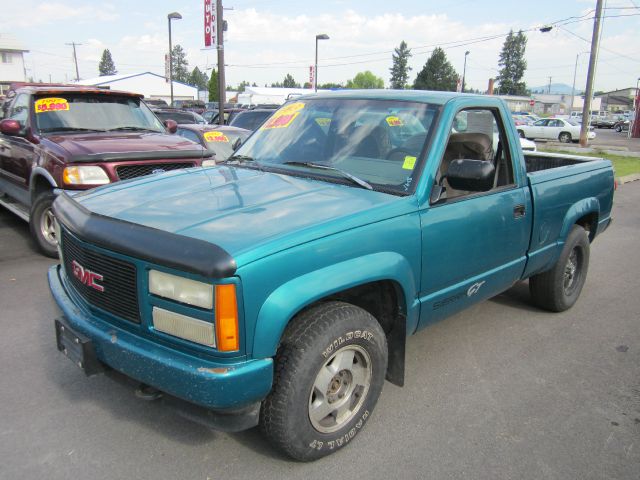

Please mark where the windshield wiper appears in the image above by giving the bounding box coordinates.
[106,126,160,132]
[220,154,255,164]
[283,161,373,190]
[40,127,106,133]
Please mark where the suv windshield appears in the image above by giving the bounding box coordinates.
[233,98,439,194]
[34,94,165,133]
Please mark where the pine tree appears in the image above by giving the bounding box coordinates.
[345,71,384,89]
[496,30,528,96]
[282,73,300,88]
[98,49,117,76]
[208,68,219,101]
[188,67,208,90]
[413,47,458,91]
[389,41,412,89]
[171,45,189,83]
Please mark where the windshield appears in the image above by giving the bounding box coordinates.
[230,110,275,131]
[155,110,205,125]
[203,129,250,160]
[233,98,439,194]
[34,94,165,133]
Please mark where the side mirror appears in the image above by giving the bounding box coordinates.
[446,159,495,192]
[232,137,243,151]
[164,119,178,134]
[0,119,22,136]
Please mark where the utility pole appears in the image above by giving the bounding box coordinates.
[217,0,226,125]
[547,76,552,94]
[65,42,82,81]
[580,0,603,147]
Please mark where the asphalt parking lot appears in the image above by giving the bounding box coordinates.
[1,184,639,480]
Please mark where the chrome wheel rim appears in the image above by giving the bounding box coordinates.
[40,208,57,246]
[308,345,372,434]
[563,248,580,295]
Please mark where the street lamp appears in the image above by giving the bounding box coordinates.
[570,51,590,115]
[461,51,470,93]
[314,34,329,92]
[167,11,182,107]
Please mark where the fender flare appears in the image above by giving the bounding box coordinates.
[251,251,418,359]
[29,167,57,201]
[559,197,599,244]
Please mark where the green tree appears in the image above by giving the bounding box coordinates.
[389,41,412,89]
[188,66,208,91]
[345,71,384,89]
[496,30,528,96]
[282,73,300,88]
[413,47,458,91]
[236,80,250,93]
[171,44,189,83]
[208,68,219,101]
[98,49,117,76]
[318,82,343,89]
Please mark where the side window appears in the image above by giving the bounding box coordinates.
[177,128,202,144]
[9,93,30,127]
[436,108,515,202]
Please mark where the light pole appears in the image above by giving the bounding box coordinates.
[570,51,589,114]
[167,12,182,107]
[314,34,329,92]
[632,77,640,139]
[461,51,469,93]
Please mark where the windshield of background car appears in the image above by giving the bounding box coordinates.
[155,111,204,125]
[203,129,250,160]
[33,94,165,133]
[233,98,439,194]
[230,110,275,131]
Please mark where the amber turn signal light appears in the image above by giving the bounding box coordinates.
[215,284,239,351]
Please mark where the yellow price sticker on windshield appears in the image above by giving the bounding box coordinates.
[35,97,69,113]
[204,131,229,143]
[386,116,403,127]
[315,117,331,127]
[402,156,417,170]
[262,102,305,130]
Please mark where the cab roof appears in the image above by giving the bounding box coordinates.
[296,89,484,106]
[9,83,143,98]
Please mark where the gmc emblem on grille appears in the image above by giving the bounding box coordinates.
[71,260,105,292]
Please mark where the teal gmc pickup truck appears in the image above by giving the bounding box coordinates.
[48,91,614,461]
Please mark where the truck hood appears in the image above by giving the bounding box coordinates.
[44,132,205,160]
[75,166,408,265]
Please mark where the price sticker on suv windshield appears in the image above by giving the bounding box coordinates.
[262,102,305,130]
[35,98,69,113]
[386,116,403,127]
[204,131,229,143]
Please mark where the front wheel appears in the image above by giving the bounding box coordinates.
[558,132,572,143]
[615,125,622,132]
[260,301,388,461]
[518,130,525,138]
[29,191,58,258]
[529,225,590,312]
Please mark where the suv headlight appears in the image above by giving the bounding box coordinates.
[149,270,213,309]
[63,166,110,185]
[202,159,217,167]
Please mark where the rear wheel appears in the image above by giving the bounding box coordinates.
[529,225,590,312]
[558,132,572,143]
[29,191,58,258]
[518,130,525,138]
[260,301,388,461]
[615,125,622,132]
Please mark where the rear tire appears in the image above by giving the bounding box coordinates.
[30,191,58,258]
[529,225,590,312]
[260,301,388,461]
[615,125,622,132]
[518,130,525,138]
[558,132,572,143]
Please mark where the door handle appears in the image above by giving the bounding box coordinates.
[513,204,526,218]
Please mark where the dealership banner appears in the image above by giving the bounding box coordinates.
[204,0,217,48]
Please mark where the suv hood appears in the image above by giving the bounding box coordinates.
[74,166,409,265]
[45,131,206,160]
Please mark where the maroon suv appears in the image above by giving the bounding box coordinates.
[0,84,213,257]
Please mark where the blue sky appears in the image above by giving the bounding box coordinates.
[1,0,639,92]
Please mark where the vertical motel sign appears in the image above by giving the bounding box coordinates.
[204,0,217,48]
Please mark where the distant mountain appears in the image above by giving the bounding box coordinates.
[529,83,580,95]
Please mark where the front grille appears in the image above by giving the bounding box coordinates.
[61,230,140,323]
[116,162,195,181]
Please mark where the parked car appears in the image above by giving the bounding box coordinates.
[48,91,613,461]
[209,107,247,125]
[613,119,630,132]
[153,108,206,125]
[144,98,169,108]
[517,118,595,143]
[228,108,277,131]
[172,99,206,114]
[592,115,617,129]
[0,84,213,256]
[175,124,251,161]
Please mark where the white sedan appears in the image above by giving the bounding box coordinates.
[517,118,596,143]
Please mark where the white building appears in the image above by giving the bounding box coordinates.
[75,72,198,104]
[0,33,28,96]
[237,86,317,106]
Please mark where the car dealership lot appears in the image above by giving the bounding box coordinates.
[1,185,639,479]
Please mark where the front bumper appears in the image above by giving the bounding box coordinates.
[48,264,273,412]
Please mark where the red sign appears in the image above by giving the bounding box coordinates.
[309,66,315,86]
[204,0,217,48]
[529,99,535,106]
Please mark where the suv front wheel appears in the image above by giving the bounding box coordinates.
[30,191,58,258]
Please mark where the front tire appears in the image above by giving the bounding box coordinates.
[518,130,525,138]
[529,225,590,312]
[558,132,572,143]
[260,301,388,461]
[30,191,58,258]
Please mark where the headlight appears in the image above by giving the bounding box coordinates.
[149,270,213,309]
[63,166,110,185]
[202,159,217,167]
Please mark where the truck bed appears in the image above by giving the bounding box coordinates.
[523,151,598,173]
